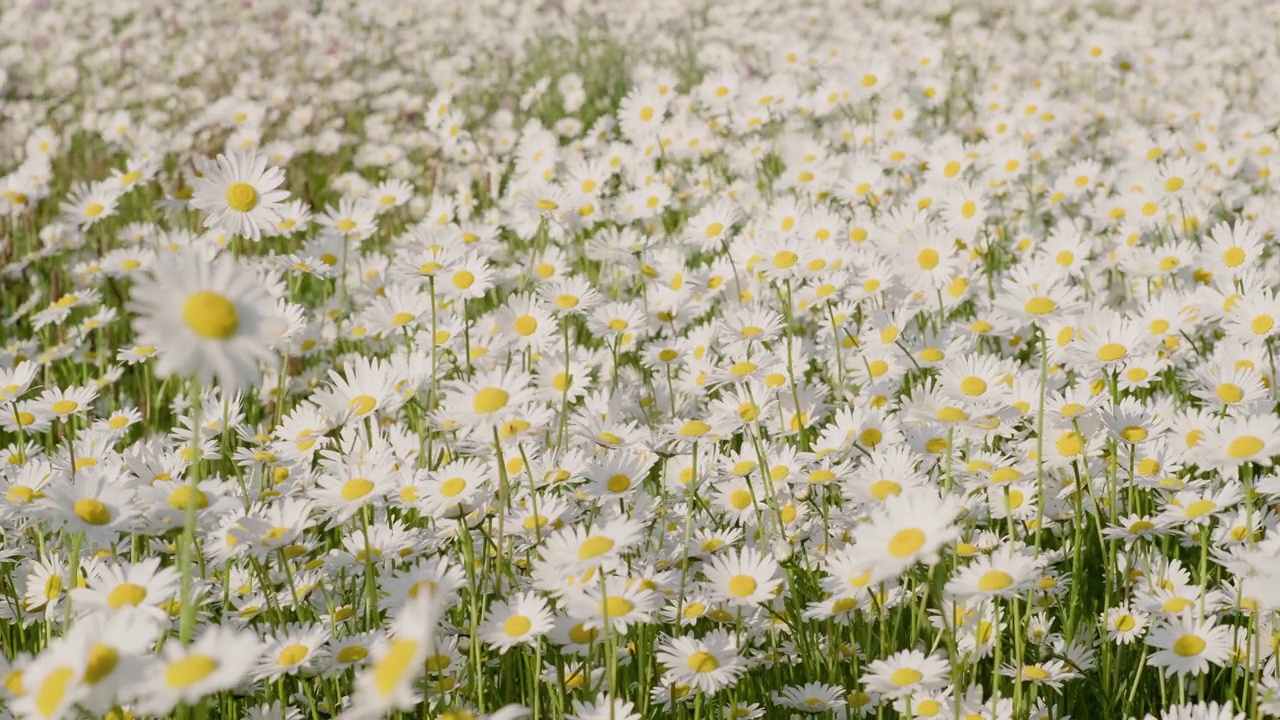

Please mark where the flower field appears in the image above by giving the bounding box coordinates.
[4,0,1280,718]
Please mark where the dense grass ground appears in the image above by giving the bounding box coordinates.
[3,0,1280,719]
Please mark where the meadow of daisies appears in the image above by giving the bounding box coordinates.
[5,0,1280,718]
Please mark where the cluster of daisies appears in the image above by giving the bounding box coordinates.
[5,0,1280,718]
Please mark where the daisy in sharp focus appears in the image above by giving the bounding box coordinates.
[442,367,539,431]
[1145,611,1233,677]
[1104,605,1150,645]
[130,251,285,390]
[944,546,1040,599]
[700,546,783,608]
[862,650,950,699]
[654,629,745,695]
[70,556,179,625]
[253,625,332,681]
[480,591,555,653]
[39,467,138,544]
[538,517,645,575]
[191,150,289,241]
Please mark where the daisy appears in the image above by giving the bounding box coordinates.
[496,294,558,350]
[538,276,602,316]
[862,650,950,699]
[1103,605,1150,645]
[567,697,643,720]
[17,554,70,620]
[324,632,380,672]
[480,592,554,653]
[418,457,491,518]
[253,625,332,681]
[856,489,963,582]
[0,360,39,403]
[439,253,495,301]
[315,355,405,428]
[8,637,89,720]
[539,517,645,574]
[654,629,745,695]
[944,547,1040,599]
[370,179,414,211]
[342,595,441,720]
[562,576,659,632]
[1146,611,1233,677]
[66,613,160,713]
[130,625,261,715]
[701,547,783,607]
[774,682,847,713]
[442,367,538,431]
[319,198,378,241]
[130,251,284,390]
[61,181,122,229]
[36,385,98,423]
[190,150,289,241]
[70,556,179,625]
[39,467,137,543]
[1001,659,1079,690]
[1201,414,1280,469]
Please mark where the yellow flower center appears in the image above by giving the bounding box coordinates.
[50,400,78,415]
[1173,635,1206,657]
[340,478,375,501]
[728,575,757,597]
[225,182,258,212]
[977,570,1013,591]
[514,316,538,336]
[473,387,509,413]
[688,651,719,673]
[1120,426,1147,443]
[1217,383,1243,402]
[1024,297,1056,315]
[1021,665,1049,680]
[74,498,112,525]
[601,597,633,616]
[917,248,940,270]
[578,535,615,560]
[960,377,987,396]
[279,644,309,666]
[107,582,147,609]
[169,486,209,511]
[888,528,925,558]
[1228,435,1264,459]
[85,645,119,685]
[890,668,922,686]
[36,667,75,717]
[166,655,219,688]
[503,615,532,637]
[373,639,418,695]
[182,291,239,339]
[336,646,368,663]
[680,420,711,437]
[1096,343,1127,362]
